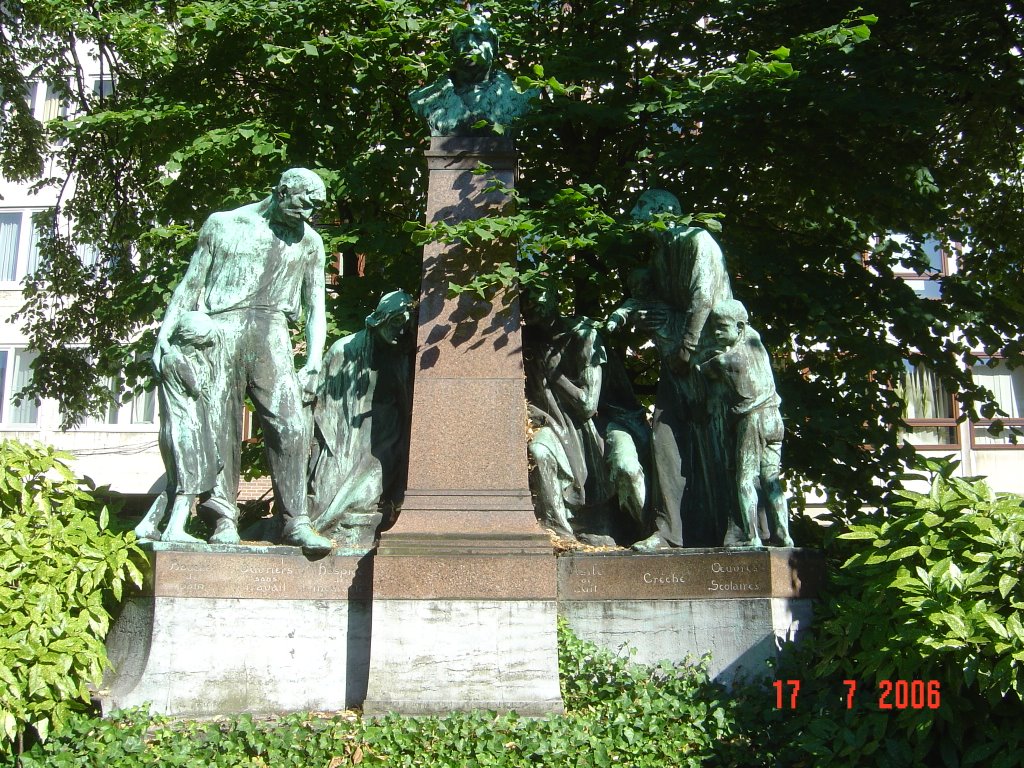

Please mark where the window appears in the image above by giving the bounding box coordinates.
[24,80,39,115]
[92,77,114,100]
[971,361,1024,449]
[0,212,22,282]
[24,220,41,275]
[131,387,157,424]
[0,210,43,283]
[41,82,68,122]
[83,376,122,426]
[0,348,40,426]
[892,235,948,300]
[897,361,959,447]
[81,374,157,428]
[77,242,100,269]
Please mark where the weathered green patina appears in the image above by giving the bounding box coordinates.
[606,190,794,550]
[698,299,793,547]
[135,311,220,544]
[309,290,415,550]
[606,189,735,551]
[151,168,333,554]
[409,15,537,136]
[524,289,607,541]
[524,289,648,545]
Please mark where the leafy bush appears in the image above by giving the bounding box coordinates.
[773,456,1024,767]
[14,709,365,768]
[554,618,752,766]
[12,621,757,768]
[0,440,144,757]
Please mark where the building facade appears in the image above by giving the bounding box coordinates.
[894,239,1023,493]
[1,70,165,498]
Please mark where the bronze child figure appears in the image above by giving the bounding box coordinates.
[135,311,220,543]
[698,299,794,548]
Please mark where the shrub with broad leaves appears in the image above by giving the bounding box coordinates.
[775,456,1024,767]
[0,440,144,758]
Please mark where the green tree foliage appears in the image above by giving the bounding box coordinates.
[0,441,144,758]
[2,1,1022,512]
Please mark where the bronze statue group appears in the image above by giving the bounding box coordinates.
[135,169,415,555]
[135,15,793,554]
[525,189,793,551]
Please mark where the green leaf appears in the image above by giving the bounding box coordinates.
[887,545,920,561]
[33,716,48,742]
[1007,613,1024,643]
[1,712,15,741]
[999,574,1018,599]
[979,612,1009,639]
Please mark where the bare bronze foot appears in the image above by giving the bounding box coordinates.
[133,522,162,542]
[209,520,241,545]
[631,532,669,552]
[162,529,203,544]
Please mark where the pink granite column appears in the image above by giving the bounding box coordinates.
[381,136,549,551]
[363,137,561,715]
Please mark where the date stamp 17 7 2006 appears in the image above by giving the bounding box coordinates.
[773,679,942,711]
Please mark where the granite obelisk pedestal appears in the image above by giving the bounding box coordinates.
[362,137,562,715]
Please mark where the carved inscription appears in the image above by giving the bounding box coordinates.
[314,561,360,596]
[707,560,762,593]
[166,557,215,595]
[642,571,687,585]
[558,552,779,600]
[241,558,295,595]
[569,563,603,596]
[154,552,370,600]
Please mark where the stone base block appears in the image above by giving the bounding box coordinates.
[363,543,563,715]
[101,544,824,716]
[99,544,373,716]
[557,548,821,684]
[102,596,371,715]
[362,598,563,715]
[561,597,813,684]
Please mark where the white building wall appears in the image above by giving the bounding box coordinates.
[1,52,164,495]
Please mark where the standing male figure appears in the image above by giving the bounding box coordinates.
[152,168,333,553]
[608,189,733,550]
